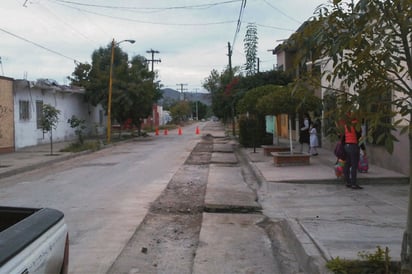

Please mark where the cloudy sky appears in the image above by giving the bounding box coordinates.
[1,0,326,92]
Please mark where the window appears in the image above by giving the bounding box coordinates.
[19,100,30,120]
[36,100,43,129]
[369,90,393,146]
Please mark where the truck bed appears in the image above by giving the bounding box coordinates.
[0,207,65,268]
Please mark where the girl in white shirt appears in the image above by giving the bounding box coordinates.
[309,123,319,156]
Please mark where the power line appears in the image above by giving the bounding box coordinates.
[53,2,237,26]
[0,27,79,63]
[254,23,295,32]
[262,0,301,25]
[231,0,246,52]
[52,0,241,12]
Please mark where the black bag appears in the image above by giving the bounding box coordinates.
[334,136,346,160]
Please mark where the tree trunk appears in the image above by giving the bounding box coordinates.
[401,121,412,273]
[49,131,54,156]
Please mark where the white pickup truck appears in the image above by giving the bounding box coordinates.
[0,207,69,274]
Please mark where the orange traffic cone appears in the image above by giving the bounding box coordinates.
[195,126,200,135]
[178,127,182,135]
[164,128,168,135]
[155,128,159,136]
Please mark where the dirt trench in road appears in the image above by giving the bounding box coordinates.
[107,135,213,274]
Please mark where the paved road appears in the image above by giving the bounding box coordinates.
[0,123,202,273]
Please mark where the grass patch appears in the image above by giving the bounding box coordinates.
[60,140,101,153]
[326,246,400,274]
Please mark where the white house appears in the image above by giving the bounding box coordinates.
[13,79,105,149]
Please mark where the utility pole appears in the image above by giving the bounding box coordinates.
[227,42,233,77]
[257,57,260,73]
[194,88,199,120]
[176,83,188,101]
[146,49,161,72]
[227,42,235,136]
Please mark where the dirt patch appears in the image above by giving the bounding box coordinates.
[107,139,212,274]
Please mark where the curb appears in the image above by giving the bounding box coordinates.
[0,150,91,180]
[240,147,332,273]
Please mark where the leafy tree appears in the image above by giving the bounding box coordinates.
[191,101,208,120]
[170,101,191,124]
[68,115,86,145]
[202,67,241,123]
[243,23,258,76]
[307,0,412,271]
[40,104,60,155]
[237,70,292,91]
[112,55,162,135]
[69,42,161,136]
[237,85,281,147]
[256,84,322,151]
[237,85,281,115]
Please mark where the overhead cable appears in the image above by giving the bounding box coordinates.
[51,0,241,12]
[262,0,301,24]
[53,1,237,26]
[0,27,79,63]
[231,0,246,51]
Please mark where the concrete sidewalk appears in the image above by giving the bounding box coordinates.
[245,144,409,272]
[0,141,79,180]
[199,122,410,273]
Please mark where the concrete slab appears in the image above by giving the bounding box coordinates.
[213,143,234,153]
[258,182,408,261]
[200,123,226,138]
[210,152,238,164]
[246,147,409,184]
[193,213,280,274]
[205,165,261,211]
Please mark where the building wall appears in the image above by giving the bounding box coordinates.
[13,79,104,150]
[319,58,410,175]
[0,76,15,153]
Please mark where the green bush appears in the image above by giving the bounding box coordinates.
[326,246,400,274]
[238,116,270,147]
[61,140,101,153]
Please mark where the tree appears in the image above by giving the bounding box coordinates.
[112,55,162,135]
[243,23,258,76]
[202,67,241,122]
[68,115,86,145]
[69,42,161,136]
[40,104,60,155]
[170,101,191,124]
[237,85,284,147]
[309,0,412,271]
[257,84,322,152]
[191,101,208,120]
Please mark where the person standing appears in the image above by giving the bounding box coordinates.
[299,113,311,153]
[343,118,363,189]
[309,123,319,156]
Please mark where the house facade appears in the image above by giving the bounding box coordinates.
[272,31,410,175]
[4,78,105,151]
[318,58,410,175]
[0,76,15,153]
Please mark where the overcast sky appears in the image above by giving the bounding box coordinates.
[1,0,327,92]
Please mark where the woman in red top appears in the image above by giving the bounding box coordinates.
[343,119,363,189]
